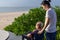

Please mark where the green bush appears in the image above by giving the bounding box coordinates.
[4,7,45,35]
[4,7,60,39]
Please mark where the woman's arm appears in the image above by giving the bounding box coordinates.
[38,17,50,34]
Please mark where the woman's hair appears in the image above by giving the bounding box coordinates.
[41,0,51,7]
[36,21,43,27]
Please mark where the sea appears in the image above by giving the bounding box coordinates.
[0,7,38,12]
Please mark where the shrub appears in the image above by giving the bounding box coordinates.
[4,7,45,35]
[4,7,60,39]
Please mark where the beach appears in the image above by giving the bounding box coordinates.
[0,11,28,30]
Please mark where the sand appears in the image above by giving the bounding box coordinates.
[0,11,28,30]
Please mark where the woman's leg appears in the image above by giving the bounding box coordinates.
[34,32,44,40]
[22,35,33,40]
[46,32,56,40]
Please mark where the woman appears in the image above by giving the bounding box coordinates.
[22,21,44,40]
[38,0,57,40]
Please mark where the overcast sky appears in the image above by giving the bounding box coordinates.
[0,0,60,7]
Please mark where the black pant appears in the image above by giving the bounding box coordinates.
[46,32,56,40]
[22,35,34,40]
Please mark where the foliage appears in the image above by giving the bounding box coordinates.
[4,7,60,39]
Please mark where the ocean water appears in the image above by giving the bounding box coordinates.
[0,7,36,12]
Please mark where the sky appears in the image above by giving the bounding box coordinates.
[0,0,60,7]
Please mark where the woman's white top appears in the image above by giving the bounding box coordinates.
[45,8,57,33]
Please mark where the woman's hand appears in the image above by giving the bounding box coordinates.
[38,30,43,34]
[27,33,32,38]
[33,29,36,32]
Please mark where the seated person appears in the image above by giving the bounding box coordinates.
[22,21,44,40]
